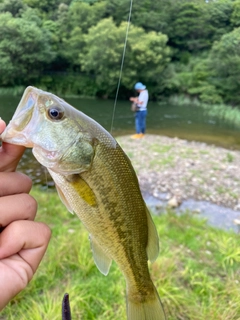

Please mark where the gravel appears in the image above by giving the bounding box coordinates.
[117,134,240,211]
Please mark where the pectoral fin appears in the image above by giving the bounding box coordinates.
[89,235,112,276]
[146,207,159,263]
[69,175,97,207]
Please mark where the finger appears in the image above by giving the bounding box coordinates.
[0,193,37,227]
[0,220,51,273]
[0,142,25,172]
[0,119,6,133]
[0,172,32,197]
[0,221,51,311]
[0,119,25,171]
[0,256,26,311]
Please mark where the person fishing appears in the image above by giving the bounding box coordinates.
[0,118,51,311]
[129,82,149,139]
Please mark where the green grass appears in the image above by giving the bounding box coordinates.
[150,155,175,168]
[150,145,173,154]
[0,86,25,96]
[225,153,234,163]
[148,144,175,168]
[168,94,240,128]
[1,187,240,320]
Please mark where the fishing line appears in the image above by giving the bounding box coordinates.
[110,0,134,134]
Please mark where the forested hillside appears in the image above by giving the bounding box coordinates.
[0,0,240,104]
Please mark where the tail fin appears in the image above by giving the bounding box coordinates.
[127,285,166,320]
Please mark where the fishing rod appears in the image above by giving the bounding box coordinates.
[110,0,134,134]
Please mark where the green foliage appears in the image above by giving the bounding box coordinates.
[0,0,240,109]
[0,11,55,86]
[0,0,27,16]
[208,27,240,104]
[68,1,106,33]
[207,0,233,40]
[231,0,240,27]
[60,26,84,66]
[200,103,240,128]
[169,94,240,128]
[1,188,239,319]
[22,0,61,14]
[0,85,25,96]
[164,1,213,54]
[38,73,97,96]
[167,55,223,104]
[79,17,171,96]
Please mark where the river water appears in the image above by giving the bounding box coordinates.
[1,95,240,232]
[1,95,240,149]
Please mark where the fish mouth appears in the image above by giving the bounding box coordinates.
[1,130,33,147]
[1,87,37,147]
[32,145,61,169]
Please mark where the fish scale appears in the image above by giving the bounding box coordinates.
[1,86,166,320]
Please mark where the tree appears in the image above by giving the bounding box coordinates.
[207,0,233,40]
[0,0,27,17]
[0,12,55,86]
[68,1,107,33]
[164,1,213,56]
[231,0,240,27]
[104,0,234,60]
[79,18,171,96]
[22,0,61,14]
[171,55,222,104]
[208,27,240,104]
[105,0,169,33]
[61,26,84,68]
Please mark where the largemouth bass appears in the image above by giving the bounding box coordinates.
[1,87,166,320]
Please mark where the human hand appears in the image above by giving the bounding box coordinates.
[0,118,25,172]
[0,119,51,311]
[129,97,138,104]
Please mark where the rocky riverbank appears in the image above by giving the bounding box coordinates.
[117,134,240,211]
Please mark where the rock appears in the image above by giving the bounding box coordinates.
[193,209,201,214]
[233,218,240,225]
[168,196,181,208]
[234,203,240,211]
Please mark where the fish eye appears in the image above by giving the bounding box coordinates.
[47,107,64,120]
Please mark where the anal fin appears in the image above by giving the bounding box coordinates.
[146,206,159,263]
[89,235,112,276]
